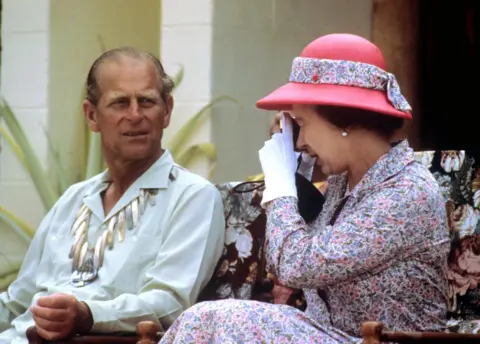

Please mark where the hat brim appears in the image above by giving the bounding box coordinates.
[256,82,412,120]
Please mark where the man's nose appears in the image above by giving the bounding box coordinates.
[127,101,142,122]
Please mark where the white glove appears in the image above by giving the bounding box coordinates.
[296,152,317,181]
[258,114,298,206]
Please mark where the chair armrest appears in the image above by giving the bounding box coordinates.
[361,321,480,344]
[251,278,274,303]
[26,321,163,344]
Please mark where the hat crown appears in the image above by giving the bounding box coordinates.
[300,33,386,70]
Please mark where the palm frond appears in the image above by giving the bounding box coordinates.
[85,132,104,179]
[0,206,34,242]
[43,126,70,194]
[245,173,265,182]
[172,65,184,93]
[0,125,26,168]
[0,269,19,292]
[175,142,217,179]
[167,95,238,157]
[0,99,59,209]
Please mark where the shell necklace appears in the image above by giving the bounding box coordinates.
[69,188,159,287]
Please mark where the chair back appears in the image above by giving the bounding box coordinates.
[414,150,480,332]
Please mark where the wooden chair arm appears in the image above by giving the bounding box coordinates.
[361,321,480,343]
[26,321,162,344]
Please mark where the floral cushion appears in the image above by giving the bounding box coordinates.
[197,181,266,301]
[197,181,307,309]
[447,319,480,334]
[414,150,480,332]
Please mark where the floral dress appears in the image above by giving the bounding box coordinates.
[160,140,451,344]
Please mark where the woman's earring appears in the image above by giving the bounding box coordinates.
[341,130,348,137]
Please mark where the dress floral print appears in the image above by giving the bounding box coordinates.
[160,140,450,344]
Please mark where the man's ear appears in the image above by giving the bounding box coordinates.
[162,95,174,129]
[83,100,100,132]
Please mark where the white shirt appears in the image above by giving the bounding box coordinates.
[0,150,225,343]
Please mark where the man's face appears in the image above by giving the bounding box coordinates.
[83,56,173,163]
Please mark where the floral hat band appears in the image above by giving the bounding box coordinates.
[289,57,412,112]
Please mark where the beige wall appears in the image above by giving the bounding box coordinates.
[0,0,373,273]
[161,0,373,183]
[210,0,373,182]
[160,0,214,178]
[48,0,161,185]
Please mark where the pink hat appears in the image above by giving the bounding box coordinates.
[256,33,412,120]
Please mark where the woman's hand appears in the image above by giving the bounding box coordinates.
[269,112,317,181]
[269,112,284,136]
[259,114,298,206]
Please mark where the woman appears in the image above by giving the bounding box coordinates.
[160,33,450,343]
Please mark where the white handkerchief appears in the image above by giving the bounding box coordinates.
[280,114,298,172]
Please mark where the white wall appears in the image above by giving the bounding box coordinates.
[160,0,214,178]
[0,0,51,276]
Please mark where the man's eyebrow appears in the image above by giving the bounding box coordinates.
[104,90,160,101]
[138,91,160,98]
[105,91,127,100]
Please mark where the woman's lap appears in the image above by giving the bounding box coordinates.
[160,299,359,344]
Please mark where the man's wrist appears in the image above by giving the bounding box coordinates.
[76,301,94,335]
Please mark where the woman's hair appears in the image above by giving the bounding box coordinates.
[314,105,404,138]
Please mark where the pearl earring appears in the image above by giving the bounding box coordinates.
[341,131,348,137]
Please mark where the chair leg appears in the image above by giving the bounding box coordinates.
[136,321,162,344]
[361,321,383,344]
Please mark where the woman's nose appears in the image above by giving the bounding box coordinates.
[296,130,307,151]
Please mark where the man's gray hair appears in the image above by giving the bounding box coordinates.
[85,47,175,105]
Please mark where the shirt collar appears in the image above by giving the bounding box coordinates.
[350,139,414,198]
[85,149,176,198]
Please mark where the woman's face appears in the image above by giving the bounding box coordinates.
[291,104,349,176]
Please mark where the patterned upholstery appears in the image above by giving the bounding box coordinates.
[197,180,306,309]
[413,150,480,334]
[200,149,480,334]
[197,181,267,302]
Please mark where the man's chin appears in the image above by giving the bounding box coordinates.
[120,148,158,162]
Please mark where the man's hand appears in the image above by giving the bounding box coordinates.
[30,293,93,341]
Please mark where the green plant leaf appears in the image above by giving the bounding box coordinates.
[85,132,104,179]
[245,173,265,182]
[0,99,59,210]
[77,87,91,181]
[43,126,70,194]
[0,125,26,168]
[97,34,107,53]
[79,35,106,181]
[0,269,19,292]
[175,142,216,165]
[167,95,238,157]
[175,143,217,178]
[0,206,34,242]
[172,65,184,92]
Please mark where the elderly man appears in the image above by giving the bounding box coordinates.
[0,47,225,343]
